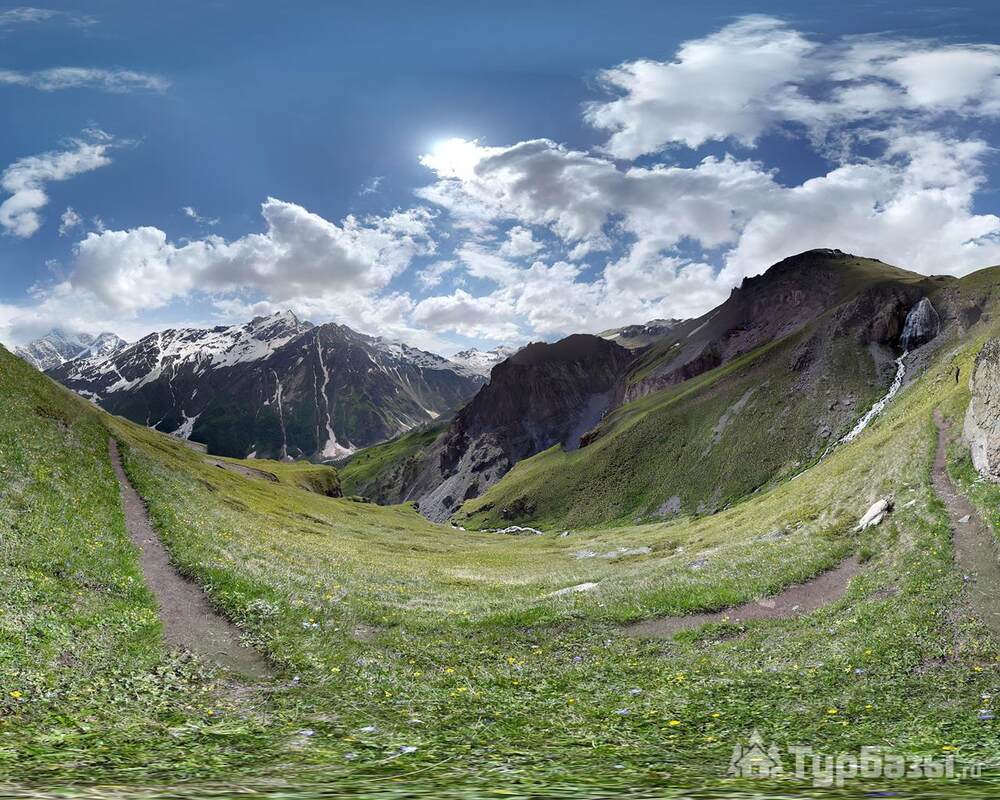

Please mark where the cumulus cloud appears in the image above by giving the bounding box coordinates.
[412,288,520,340]
[586,16,815,156]
[586,16,1000,158]
[0,67,169,93]
[15,16,1000,351]
[62,199,435,315]
[498,225,543,258]
[0,130,116,238]
[416,259,459,288]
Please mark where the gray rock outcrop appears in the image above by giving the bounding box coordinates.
[900,297,940,352]
[964,338,1000,480]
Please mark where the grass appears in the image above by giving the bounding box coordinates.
[337,423,444,500]
[2,308,1000,796]
[216,454,341,496]
[458,321,886,529]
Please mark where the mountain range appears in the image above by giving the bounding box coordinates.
[42,312,485,460]
[338,249,993,526]
[15,329,129,372]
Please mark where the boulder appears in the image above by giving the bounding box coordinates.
[964,338,1000,481]
[899,297,940,352]
[856,496,893,530]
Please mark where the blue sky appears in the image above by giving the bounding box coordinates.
[3,1,1000,353]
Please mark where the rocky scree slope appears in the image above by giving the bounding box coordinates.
[49,312,484,460]
[360,334,636,522]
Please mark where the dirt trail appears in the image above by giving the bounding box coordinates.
[108,439,273,678]
[932,411,1000,637]
[627,556,860,638]
[205,457,278,482]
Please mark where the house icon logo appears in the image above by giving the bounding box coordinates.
[728,729,784,778]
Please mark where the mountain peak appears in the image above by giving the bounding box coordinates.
[15,328,110,371]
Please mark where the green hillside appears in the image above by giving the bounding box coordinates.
[337,422,445,500]
[456,264,1000,530]
[3,299,1000,796]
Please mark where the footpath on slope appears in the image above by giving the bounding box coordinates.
[205,457,279,482]
[108,439,273,678]
[932,410,1000,637]
[626,556,860,638]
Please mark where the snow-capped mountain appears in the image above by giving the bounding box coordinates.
[15,329,128,371]
[49,311,484,461]
[448,346,518,377]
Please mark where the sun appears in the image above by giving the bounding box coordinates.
[420,137,485,179]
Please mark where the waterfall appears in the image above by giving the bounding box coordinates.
[838,352,908,445]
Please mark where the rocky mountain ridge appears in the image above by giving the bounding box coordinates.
[345,249,969,525]
[49,312,484,460]
[15,329,128,372]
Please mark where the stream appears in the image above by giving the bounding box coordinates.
[838,352,908,445]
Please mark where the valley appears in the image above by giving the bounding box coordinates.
[3,251,1000,797]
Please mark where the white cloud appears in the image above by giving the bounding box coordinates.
[0,7,95,29]
[359,176,384,195]
[0,67,169,93]
[585,16,1000,159]
[58,206,81,236]
[182,205,219,226]
[412,288,520,340]
[586,16,815,156]
[498,225,543,258]
[0,130,116,238]
[416,259,459,288]
[62,199,435,315]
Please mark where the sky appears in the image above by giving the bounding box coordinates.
[3,1,1000,354]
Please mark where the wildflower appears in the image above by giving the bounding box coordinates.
[710,712,721,718]
[9,691,21,699]
[826,708,838,715]
[668,719,681,726]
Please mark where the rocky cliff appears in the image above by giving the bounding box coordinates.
[400,335,635,521]
[900,297,940,352]
[965,337,1000,480]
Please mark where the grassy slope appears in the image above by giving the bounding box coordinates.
[337,423,443,500]
[218,454,341,496]
[457,265,998,531]
[458,319,881,530]
[0,347,276,781]
[4,279,1000,795]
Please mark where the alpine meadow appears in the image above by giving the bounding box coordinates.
[3,3,1000,799]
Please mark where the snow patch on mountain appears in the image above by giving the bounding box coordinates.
[15,329,128,372]
[448,346,517,377]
